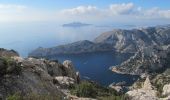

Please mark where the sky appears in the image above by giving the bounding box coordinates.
[0,0,170,24]
[0,0,170,56]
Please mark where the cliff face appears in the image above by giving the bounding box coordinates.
[0,49,79,99]
[29,25,170,58]
[111,45,170,75]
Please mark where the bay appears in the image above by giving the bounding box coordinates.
[49,51,139,86]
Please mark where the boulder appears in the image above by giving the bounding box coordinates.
[127,89,158,100]
[54,76,75,87]
[162,84,170,96]
[126,76,158,100]
[63,60,74,69]
[143,76,153,90]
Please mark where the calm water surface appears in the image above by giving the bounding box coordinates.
[50,51,139,86]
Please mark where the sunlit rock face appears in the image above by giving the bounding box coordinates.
[162,84,170,97]
[127,77,158,100]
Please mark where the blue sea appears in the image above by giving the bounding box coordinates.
[50,51,139,86]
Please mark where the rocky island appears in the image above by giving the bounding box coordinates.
[62,22,92,27]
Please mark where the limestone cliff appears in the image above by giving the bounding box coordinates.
[111,45,170,75]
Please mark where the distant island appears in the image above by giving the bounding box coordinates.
[62,22,92,27]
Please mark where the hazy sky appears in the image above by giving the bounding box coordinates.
[0,0,170,24]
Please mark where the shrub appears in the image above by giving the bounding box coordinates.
[7,93,63,100]
[7,93,21,100]
[71,81,97,98]
[70,81,126,99]
[0,57,22,75]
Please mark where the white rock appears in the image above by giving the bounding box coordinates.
[63,60,74,69]
[162,84,170,96]
[127,89,158,100]
[109,85,123,93]
[126,76,158,100]
[55,76,75,86]
[12,56,24,63]
[143,76,153,90]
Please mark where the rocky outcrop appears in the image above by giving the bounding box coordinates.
[0,48,19,57]
[143,76,153,90]
[127,77,158,100]
[162,84,170,97]
[0,49,80,99]
[111,45,170,75]
[54,76,75,87]
[109,81,127,93]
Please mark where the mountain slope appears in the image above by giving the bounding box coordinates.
[29,25,170,58]
[29,40,114,57]
[94,26,170,53]
[111,45,170,75]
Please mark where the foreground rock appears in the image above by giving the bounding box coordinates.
[162,84,170,97]
[0,49,80,99]
[127,77,158,100]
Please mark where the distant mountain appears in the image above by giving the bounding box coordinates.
[62,22,92,27]
[29,25,170,58]
[29,40,114,57]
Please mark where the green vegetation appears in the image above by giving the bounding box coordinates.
[98,94,129,100]
[70,81,128,100]
[7,93,21,100]
[7,93,63,100]
[70,81,97,98]
[0,57,22,75]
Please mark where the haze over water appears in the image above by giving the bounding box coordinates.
[0,23,139,57]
